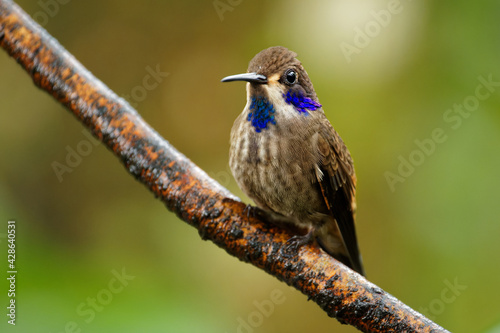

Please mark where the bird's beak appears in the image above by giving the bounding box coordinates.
[221,72,268,84]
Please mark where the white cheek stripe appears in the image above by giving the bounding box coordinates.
[263,84,303,121]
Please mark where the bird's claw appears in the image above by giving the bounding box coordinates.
[243,204,269,220]
[282,232,314,257]
[243,204,254,218]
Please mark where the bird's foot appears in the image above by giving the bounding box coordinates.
[243,204,269,219]
[283,229,315,257]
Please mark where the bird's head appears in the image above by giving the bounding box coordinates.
[222,46,322,132]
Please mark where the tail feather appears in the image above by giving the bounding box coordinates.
[316,235,365,276]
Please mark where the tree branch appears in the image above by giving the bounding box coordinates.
[0,1,449,332]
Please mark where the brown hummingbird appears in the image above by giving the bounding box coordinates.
[221,46,364,275]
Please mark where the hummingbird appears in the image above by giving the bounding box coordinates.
[221,46,364,275]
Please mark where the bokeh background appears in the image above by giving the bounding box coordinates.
[1,0,500,332]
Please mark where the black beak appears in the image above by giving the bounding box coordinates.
[221,72,268,84]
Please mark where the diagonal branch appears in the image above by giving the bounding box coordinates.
[0,1,449,332]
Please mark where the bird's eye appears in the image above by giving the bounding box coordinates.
[284,69,297,85]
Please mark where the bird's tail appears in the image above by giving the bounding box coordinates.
[316,227,365,276]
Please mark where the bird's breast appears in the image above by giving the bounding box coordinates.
[229,108,324,218]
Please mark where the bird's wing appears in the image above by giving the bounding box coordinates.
[315,125,364,275]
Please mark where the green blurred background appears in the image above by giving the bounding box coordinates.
[1,0,500,332]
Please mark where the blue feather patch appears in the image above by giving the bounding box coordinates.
[248,97,277,132]
[283,91,322,114]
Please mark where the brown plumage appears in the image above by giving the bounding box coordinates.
[222,46,364,275]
